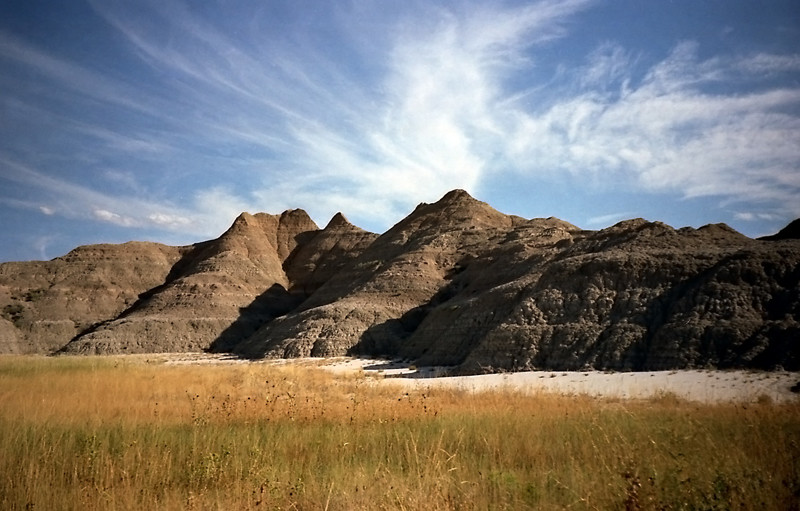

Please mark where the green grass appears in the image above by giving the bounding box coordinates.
[0,355,798,509]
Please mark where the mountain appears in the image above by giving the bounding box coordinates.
[1,190,798,371]
[233,189,519,358]
[403,220,799,372]
[0,242,186,354]
[57,210,316,354]
[58,210,376,354]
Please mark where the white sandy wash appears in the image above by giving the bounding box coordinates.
[319,358,800,404]
[158,353,800,404]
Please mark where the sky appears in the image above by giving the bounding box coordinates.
[1,0,799,262]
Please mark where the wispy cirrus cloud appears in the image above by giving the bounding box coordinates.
[80,0,598,230]
[267,0,598,223]
[505,41,800,218]
[736,53,800,74]
[0,31,164,118]
[0,156,197,231]
[586,212,633,227]
[1,0,798,257]
[734,211,782,222]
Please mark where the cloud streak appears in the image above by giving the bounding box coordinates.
[0,156,197,232]
[76,0,600,230]
[504,42,800,215]
[1,0,798,259]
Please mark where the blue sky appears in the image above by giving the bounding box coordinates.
[1,0,799,262]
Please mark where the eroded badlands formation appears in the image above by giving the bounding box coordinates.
[2,190,798,373]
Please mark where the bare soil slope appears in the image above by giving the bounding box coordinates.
[404,220,800,372]
[235,192,799,372]
[0,242,186,353]
[233,190,518,357]
[2,190,798,372]
[59,210,375,354]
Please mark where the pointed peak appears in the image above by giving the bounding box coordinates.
[225,210,318,237]
[696,222,747,239]
[414,189,485,214]
[325,212,352,230]
[601,218,678,237]
[411,189,477,211]
[392,188,512,233]
[608,218,649,230]
[227,211,258,231]
[220,211,275,240]
[234,211,254,223]
[430,189,505,218]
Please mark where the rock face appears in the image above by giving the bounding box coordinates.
[234,192,799,371]
[234,190,518,358]
[2,190,798,372]
[403,220,800,372]
[57,210,310,354]
[58,210,375,354]
[0,242,186,354]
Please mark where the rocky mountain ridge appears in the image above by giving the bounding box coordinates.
[1,190,798,372]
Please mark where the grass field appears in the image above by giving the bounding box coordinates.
[0,355,798,510]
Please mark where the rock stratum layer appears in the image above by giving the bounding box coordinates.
[1,190,798,372]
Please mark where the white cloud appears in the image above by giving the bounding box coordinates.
[4,0,799,246]
[580,42,635,89]
[734,211,782,222]
[586,212,633,227]
[78,0,600,232]
[80,127,171,155]
[504,42,800,217]
[93,209,131,226]
[736,53,800,74]
[32,235,57,260]
[191,186,259,232]
[0,156,217,236]
[147,212,191,228]
[265,0,599,225]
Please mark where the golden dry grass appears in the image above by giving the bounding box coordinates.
[0,355,798,510]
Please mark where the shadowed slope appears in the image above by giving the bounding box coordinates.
[59,210,319,354]
[233,189,516,358]
[759,218,800,240]
[229,194,800,371]
[403,219,800,372]
[207,212,378,353]
[283,212,379,297]
[3,190,798,372]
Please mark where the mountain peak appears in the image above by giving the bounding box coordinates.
[6,193,800,377]
[232,211,254,225]
[418,189,511,230]
[440,188,474,202]
[325,212,352,230]
[279,208,313,221]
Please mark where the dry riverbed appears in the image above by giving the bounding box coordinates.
[158,353,800,404]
